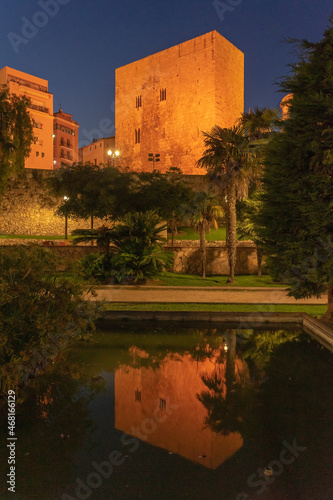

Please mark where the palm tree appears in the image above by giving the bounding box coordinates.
[112,211,171,283]
[197,125,255,283]
[237,192,264,277]
[185,191,224,278]
[240,106,280,141]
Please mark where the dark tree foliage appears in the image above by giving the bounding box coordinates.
[48,163,135,221]
[257,17,333,318]
[48,163,192,226]
[0,87,34,196]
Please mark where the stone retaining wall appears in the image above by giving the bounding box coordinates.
[0,170,105,235]
[166,241,262,275]
[0,239,262,275]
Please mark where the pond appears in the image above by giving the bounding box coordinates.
[1,324,333,500]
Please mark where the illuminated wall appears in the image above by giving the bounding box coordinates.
[78,136,116,165]
[115,349,248,469]
[115,31,244,174]
[0,66,54,170]
[53,109,79,169]
[280,93,293,120]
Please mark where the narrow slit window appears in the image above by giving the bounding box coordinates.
[135,128,141,144]
[135,389,141,402]
[160,88,166,101]
[159,398,166,410]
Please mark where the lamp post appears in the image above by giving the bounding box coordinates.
[64,196,69,240]
[107,149,120,167]
[148,153,160,170]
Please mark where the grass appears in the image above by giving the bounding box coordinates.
[151,272,284,287]
[103,302,326,316]
[0,234,71,240]
[168,226,247,242]
[168,226,227,241]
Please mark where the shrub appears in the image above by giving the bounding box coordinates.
[0,245,99,396]
[75,252,114,281]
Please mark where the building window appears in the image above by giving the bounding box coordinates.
[67,139,71,148]
[41,152,45,158]
[60,137,65,146]
[159,398,166,410]
[67,151,71,160]
[136,95,142,108]
[135,128,141,144]
[36,151,39,157]
[160,88,166,101]
[60,149,65,158]
[135,389,141,403]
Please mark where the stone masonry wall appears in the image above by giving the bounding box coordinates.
[0,170,105,236]
[166,241,262,275]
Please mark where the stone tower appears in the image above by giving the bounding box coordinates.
[115,31,244,175]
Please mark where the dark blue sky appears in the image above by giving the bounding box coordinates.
[0,0,332,146]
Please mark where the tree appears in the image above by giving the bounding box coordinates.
[48,164,192,234]
[257,17,333,320]
[111,211,172,283]
[184,191,224,278]
[198,125,255,282]
[0,87,33,197]
[129,167,193,244]
[48,162,134,224]
[237,192,264,277]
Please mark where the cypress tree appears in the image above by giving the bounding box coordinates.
[258,16,333,319]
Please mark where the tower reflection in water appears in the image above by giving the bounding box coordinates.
[115,330,250,469]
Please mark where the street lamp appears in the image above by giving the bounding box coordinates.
[107,149,120,166]
[148,153,160,170]
[64,196,69,240]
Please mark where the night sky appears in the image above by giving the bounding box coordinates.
[0,0,332,147]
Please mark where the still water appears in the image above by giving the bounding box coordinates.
[1,324,333,500]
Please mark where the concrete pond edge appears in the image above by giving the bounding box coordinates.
[97,311,333,351]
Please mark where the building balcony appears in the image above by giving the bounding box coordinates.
[30,104,49,113]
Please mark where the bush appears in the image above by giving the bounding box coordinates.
[111,211,172,283]
[0,245,99,396]
[75,252,114,281]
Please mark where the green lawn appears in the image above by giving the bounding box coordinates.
[0,234,71,240]
[103,302,325,316]
[151,272,284,287]
[168,226,227,241]
[168,226,247,242]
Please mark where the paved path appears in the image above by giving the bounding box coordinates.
[89,286,326,305]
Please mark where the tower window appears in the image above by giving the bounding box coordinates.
[160,88,166,101]
[135,128,141,144]
[135,389,141,402]
[159,398,166,410]
[136,95,142,108]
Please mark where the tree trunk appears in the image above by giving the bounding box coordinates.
[323,286,333,321]
[199,223,206,278]
[226,181,237,283]
[170,218,175,247]
[256,248,262,278]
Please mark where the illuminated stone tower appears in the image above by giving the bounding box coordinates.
[115,31,244,175]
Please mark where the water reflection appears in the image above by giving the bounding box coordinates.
[1,326,333,500]
[115,330,249,469]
